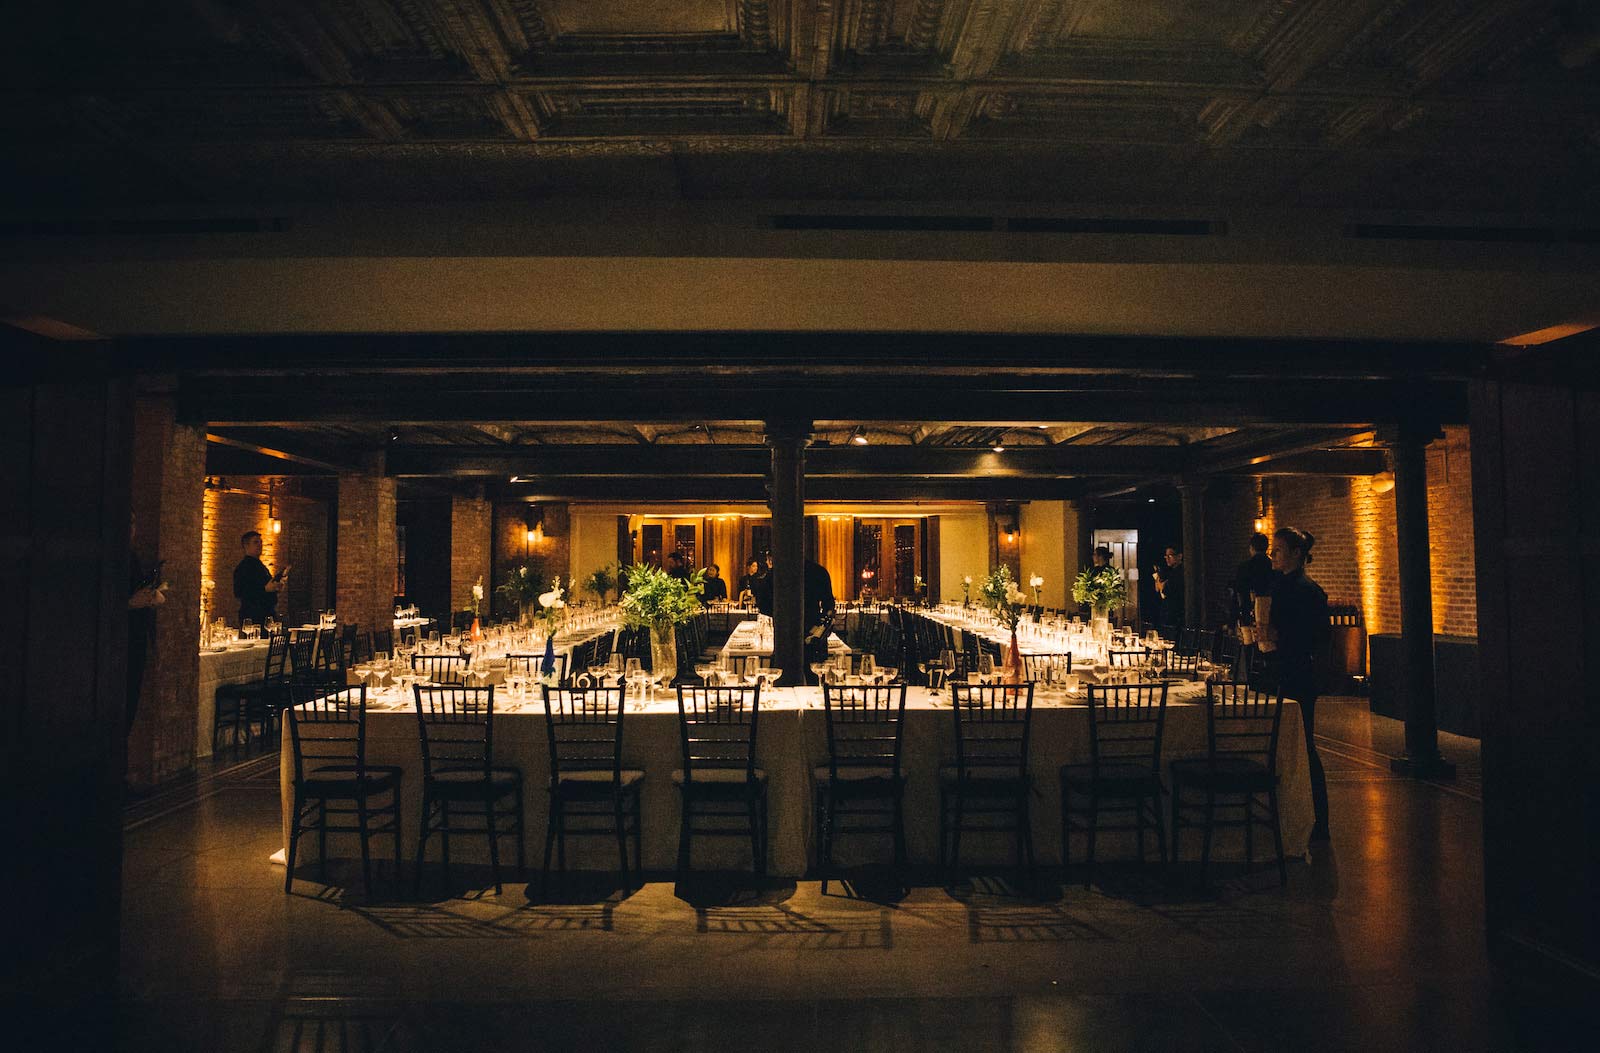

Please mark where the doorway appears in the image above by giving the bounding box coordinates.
[1091,528,1140,625]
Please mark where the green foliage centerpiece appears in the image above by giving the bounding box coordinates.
[1072,565,1127,637]
[979,566,1028,682]
[585,563,618,604]
[618,563,705,684]
[496,565,542,625]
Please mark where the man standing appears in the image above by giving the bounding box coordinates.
[803,559,836,680]
[1233,532,1276,628]
[233,530,287,627]
[1155,546,1186,627]
[126,512,165,735]
[1261,527,1331,841]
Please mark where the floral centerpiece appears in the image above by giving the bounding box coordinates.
[585,564,616,604]
[618,562,705,685]
[979,566,1028,681]
[961,575,972,608]
[1072,565,1127,636]
[469,575,485,640]
[533,577,567,679]
[496,565,542,624]
[1029,574,1044,606]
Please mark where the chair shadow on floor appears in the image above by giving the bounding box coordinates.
[814,863,911,905]
[693,900,896,950]
[671,870,797,910]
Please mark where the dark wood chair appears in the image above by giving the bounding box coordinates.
[284,684,402,895]
[411,684,525,894]
[540,684,641,895]
[213,635,289,753]
[411,652,470,684]
[673,684,766,879]
[1061,681,1169,886]
[1170,680,1287,885]
[940,682,1036,880]
[815,683,908,893]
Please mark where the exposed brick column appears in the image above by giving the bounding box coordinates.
[336,453,397,637]
[126,382,206,790]
[450,490,493,615]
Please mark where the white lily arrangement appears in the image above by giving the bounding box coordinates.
[962,574,972,606]
[535,576,566,632]
[979,566,1027,630]
[471,576,484,617]
[1029,573,1044,604]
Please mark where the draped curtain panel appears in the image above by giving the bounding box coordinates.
[816,516,854,601]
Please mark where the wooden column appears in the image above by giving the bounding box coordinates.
[1178,479,1207,628]
[1381,421,1454,778]
[765,419,809,686]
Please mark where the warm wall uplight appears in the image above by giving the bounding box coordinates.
[1498,321,1599,346]
[270,518,282,535]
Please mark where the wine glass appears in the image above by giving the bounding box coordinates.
[858,654,876,678]
[978,653,995,678]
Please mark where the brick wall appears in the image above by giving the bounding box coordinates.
[450,493,493,615]
[492,502,570,620]
[1251,425,1477,638]
[202,477,330,627]
[1201,478,1261,626]
[128,391,206,789]
[336,462,398,637]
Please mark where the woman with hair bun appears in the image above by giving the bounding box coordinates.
[1263,526,1332,842]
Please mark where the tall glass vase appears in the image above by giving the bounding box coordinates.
[1091,606,1111,641]
[1004,625,1026,683]
[650,622,678,686]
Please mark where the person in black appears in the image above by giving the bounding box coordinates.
[664,552,689,580]
[802,559,836,680]
[1232,532,1277,627]
[126,512,165,735]
[1154,546,1186,628]
[700,563,728,602]
[233,530,287,626]
[737,558,763,606]
[753,553,775,616]
[1262,526,1332,842]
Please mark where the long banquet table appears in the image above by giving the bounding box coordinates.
[278,680,1313,878]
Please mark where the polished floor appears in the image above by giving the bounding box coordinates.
[112,701,1574,1052]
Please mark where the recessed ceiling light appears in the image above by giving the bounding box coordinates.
[850,426,869,446]
[1148,497,1155,503]
[992,445,1005,453]
[509,475,520,483]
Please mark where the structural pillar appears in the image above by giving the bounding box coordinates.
[765,419,809,686]
[1068,499,1093,573]
[1382,421,1455,778]
[127,379,207,789]
[336,451,398,637]
[1178,478,1207,628]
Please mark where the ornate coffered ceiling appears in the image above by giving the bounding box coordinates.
[2,0,1595,209]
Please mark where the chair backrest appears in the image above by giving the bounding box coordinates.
[260,634,290,682]
[1205,680,1284,773]
[542,684,627,785]
[287,684,367,786]
[412,684,495,779]
[287,636,319,682]
[508,651,568,682]
[1021,652,1072,683]
[1085,681,1168,775]
[822,683,907,779]
[1108,648,1143,668]
[412,652,470,683]
[948,682,1034,776]
[370,627,393,658]
[676,684,761,780]
[590,630,615,664]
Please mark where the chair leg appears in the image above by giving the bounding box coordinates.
[358,794,373,896]
[393,787,403,885]
[892,791,907,873]
[937,791,948,878]
[414,797,430,896]
[748,796,763,881]
[1019,791,1035,877]
[285,795,303,893]
[1200,791,1216,880]
[541,798,558,898]
[1268,787,1287,886]
[1170,778,1182,865]
[486,797,502,895]
[515,783,527,876]
[440,800,452,885]
[950,793,964,874]
[632,795,642,889]
[1136,791,1147,864]
[676,795,691,879]
[614,796,629,890]
[1060,781,1072,872]
[1245,791,1255,867]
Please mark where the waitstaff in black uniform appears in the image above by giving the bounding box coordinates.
[1261,526,1331,842]
[233,530,288,627]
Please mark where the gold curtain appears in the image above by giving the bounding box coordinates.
[816,517,854,601]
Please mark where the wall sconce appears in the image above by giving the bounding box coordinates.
[1369,470,1396,494]
[268,481,281,534]
[525,505,544,547]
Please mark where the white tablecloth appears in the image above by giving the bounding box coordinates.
[279,682,1312,877]
[721,620,850,660]
[197,642,272,758]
